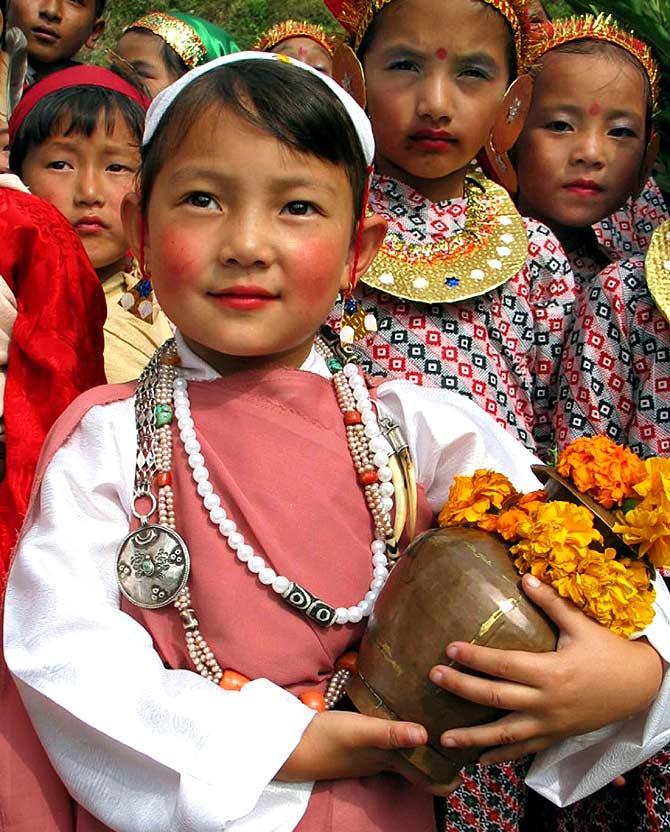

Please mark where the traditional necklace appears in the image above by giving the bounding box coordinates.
[363,170,529,305]
[116,333,398,708]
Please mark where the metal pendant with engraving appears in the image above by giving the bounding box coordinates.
[116,524,190,609]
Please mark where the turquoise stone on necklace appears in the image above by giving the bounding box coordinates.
[326,357,343,374]
[155,403,173,427]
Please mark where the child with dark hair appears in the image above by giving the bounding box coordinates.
[514,16,670,458]
[4,52,670,832]
[115,11,239,98]
[7,0,106,84]
[9,66,173,383]
[323,0,575,462]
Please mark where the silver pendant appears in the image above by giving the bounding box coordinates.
[116,524,190,609]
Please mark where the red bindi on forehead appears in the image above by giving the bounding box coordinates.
[589,102,601,116]
[436,47,447,60]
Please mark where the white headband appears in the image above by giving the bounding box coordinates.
[143,50,375,166]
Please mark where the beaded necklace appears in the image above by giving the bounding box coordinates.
[116,333,399,709]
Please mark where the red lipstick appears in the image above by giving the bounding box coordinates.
[409,129,457,152]
[210,285,277,311]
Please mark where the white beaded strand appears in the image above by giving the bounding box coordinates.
[173,348,393,627]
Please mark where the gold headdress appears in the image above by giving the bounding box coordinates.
[524,14,660,111]
[254,20,337,57]
[324,0,533,68]
[127,12,206,69]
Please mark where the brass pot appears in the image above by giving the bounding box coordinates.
[347,526,558,784]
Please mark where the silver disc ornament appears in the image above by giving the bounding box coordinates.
[116,524,190,609]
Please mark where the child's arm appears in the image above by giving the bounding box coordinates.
[2,401,315,830]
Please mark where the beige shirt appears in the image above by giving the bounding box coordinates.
[103,269,173,383]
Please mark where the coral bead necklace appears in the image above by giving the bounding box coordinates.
[116,333,397,710]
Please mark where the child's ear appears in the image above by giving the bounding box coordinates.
[344,212,387,290]
[121,191,146,263]
[85,17,105,50]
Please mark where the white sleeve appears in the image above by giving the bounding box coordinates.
[527,575,670,806]
[375,380,542,512]
[377,380,670,806]
[3,399,315,832]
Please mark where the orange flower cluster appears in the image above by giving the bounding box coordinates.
[613,458,670,570]
[437,469,517,526]
[510,502,655,638]
[438,447,659,638]
[556,435,645,509]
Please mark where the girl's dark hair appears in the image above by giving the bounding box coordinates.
[95,0,106,16]
[140,60,368,227]
[9,83,145,175]
[358,2,517,81]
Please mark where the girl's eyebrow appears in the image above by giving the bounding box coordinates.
[605,107,644,123]
[455,52,500,72]
[168,167,338,196]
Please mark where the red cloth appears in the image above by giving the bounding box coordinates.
[0,189,106,581]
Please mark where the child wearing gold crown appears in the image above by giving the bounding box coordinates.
[254,20,336,76]
[513,15,670,459]
[324,0,575,460]
[516,14,664,282]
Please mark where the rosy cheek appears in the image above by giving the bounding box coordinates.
[154,228,205,285]
[289,239,347,302]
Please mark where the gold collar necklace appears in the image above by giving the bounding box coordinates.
[363,172,528,304]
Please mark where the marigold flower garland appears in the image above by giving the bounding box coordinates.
[437,436,670,638]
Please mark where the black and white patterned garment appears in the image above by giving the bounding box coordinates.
[338,174,576,456]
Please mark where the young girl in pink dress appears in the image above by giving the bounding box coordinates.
[4,53,670,832]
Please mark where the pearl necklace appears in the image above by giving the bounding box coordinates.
[171,336,394,628]
[113,335,400,695]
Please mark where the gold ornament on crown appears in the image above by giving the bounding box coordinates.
[324,0,533,68]
[127,12,206,69]
[524,14,660,112]
[254,20,337,56]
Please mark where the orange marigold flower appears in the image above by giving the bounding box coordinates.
[495,507,529,541]
[613,458,670,569]
[511,501,602,574]
[438,469,517,527]
[516,490,547,508]
[551,550,655,638]
[476,514,499,533]
[557,436,645,509]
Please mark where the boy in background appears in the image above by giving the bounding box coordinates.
[8,0,105,84]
